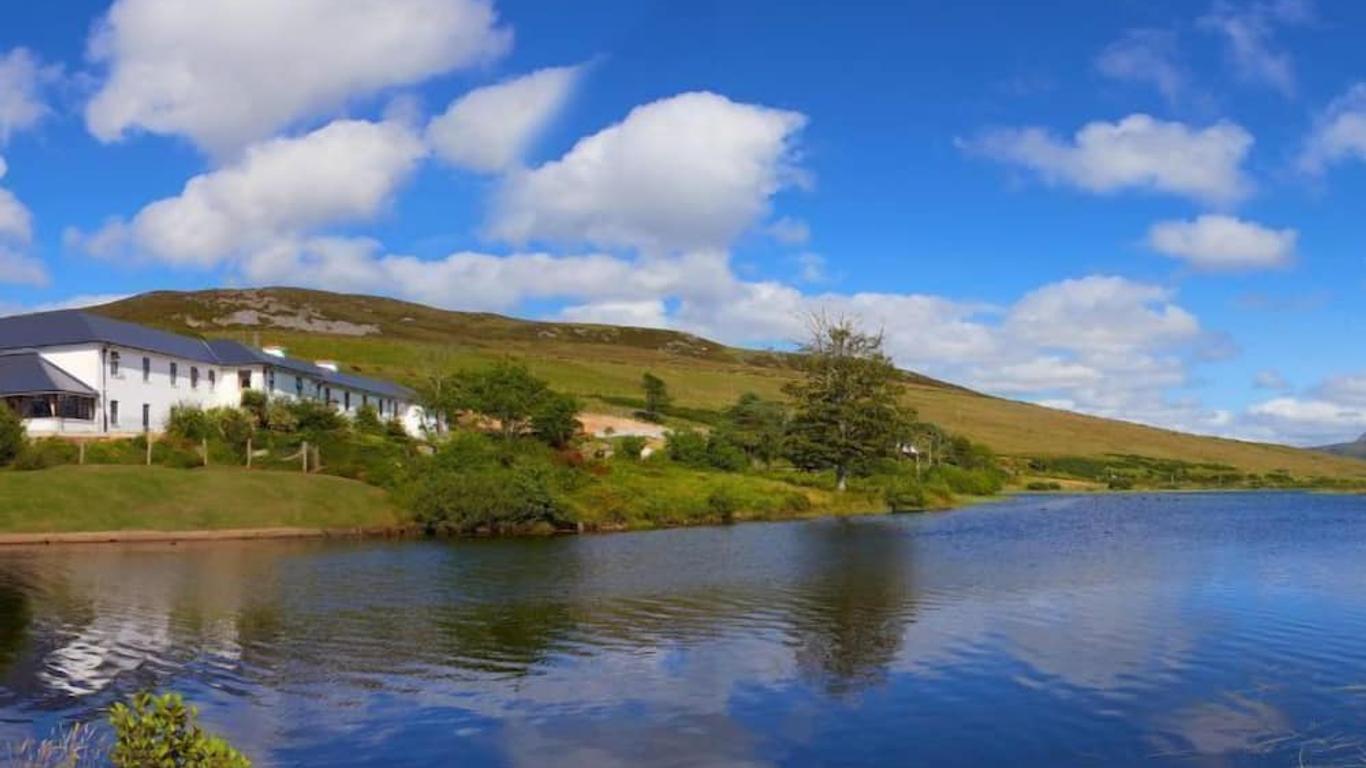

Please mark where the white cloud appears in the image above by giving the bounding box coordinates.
[1146,214,1296,271]
[1317,373,1366,408]
[1199,0,1310,97]
[961,114,1254,205]
[795,252,827,283]
[1005,276,1201,355]
[0,156,44,285]
[1299,83,1366,174]
[1095,29,1185,104]
[85,0,511,156]
[1246,397,1366,445]
[1254,369,1290,390]
[0,293,129,318]
[766,216,810,245]
[427,65,583,173]
[75,119,426,267]
[489,91,808,252]
[0,48,55,144]
[560,300,670,329]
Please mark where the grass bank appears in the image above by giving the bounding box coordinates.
[0,465,401,534]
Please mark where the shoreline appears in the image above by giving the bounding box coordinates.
[0,525,416,548]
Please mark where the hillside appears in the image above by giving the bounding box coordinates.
[94,288,1366,481]
[1316,434,1366,460]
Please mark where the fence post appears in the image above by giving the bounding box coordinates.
[78,442,85,465]
[302,440,309,473]
[146,435,152,466]
[246,437,252,468]
[202,437,209,467]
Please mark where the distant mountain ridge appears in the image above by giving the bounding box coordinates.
[1316,434,1366,459]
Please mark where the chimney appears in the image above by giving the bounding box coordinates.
[262,345,287,358]
[315,360,339,372]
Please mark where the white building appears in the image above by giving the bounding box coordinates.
[0,310,423,436]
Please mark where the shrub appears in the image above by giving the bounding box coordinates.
[704,433,749,472]
[1026,481,1062,491]
[1108,476,1135,491]
[264,401,298,433]
[665,429,709,467]
[707,487,738,523]
[166,404,212,442]
[12,437,78,471]
[883,476,926,512]
[616,435,648,460]
[0,404,27,466]
[384,418,408,440]
[287,399,344,433]
[239,390,268,425]
[531,392,581,448]
[353,404,382,433]
[928,465,1005,496]
[211,407,255,449]
[405,462,565,533]
[109,691,251,768]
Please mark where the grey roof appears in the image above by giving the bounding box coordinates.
[0,310,411,400]
[0,310,219,363]
[0,353,97,397]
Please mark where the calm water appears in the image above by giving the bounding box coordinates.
[1,493,1366,765]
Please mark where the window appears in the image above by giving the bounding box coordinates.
[267,370,276,390]
[362,394,369,408]
[325,387,332,405]
[170,362,178,386]
[191,366,200,389]
[142,404,150,431]
[110,400,119,426]
[109,351,120,377]
[344,391,351,410]
[208,370,216,390]
[142,357,151,382]
[295,376,303,397]
[238,370,252,389]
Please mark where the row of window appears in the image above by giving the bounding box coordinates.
[109,351,216,390]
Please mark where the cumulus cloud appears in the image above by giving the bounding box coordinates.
[960,114,1254,206]
[427,64,583,173]
[1299,83,1366,174]
[1246,370,1366,445]
[0,48,56,143]
[1147,214,1296,271]
[489,91,808,252]
[85,0,511,156]
[0,156,44,285]
[1254,369,1290,390]
[1095,29,1185,104]
[74,119,426,267]
[1199,0,1310,97]
[767,216,811,245]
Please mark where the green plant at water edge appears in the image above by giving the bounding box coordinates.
[4,721,97,768]
[0,405,28,467]
[109,692,250,767]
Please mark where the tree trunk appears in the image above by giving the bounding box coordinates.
[836,466,848,492]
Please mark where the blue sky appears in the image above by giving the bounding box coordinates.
[0,0,1364,445]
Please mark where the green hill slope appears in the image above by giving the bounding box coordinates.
[94,288,1366,481]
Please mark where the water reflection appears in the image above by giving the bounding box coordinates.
[0,494,1364,765]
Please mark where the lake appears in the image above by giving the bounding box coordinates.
[1,492,1366,766]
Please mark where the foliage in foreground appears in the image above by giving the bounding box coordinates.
[110,692,250,768]
[0,405,25,468]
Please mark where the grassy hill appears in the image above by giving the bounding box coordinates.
[1316,434,1366,460]
[94,287,1366,481]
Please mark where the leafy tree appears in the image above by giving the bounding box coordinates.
[640,372,672,422]
[458,360,549,441]
[665,428,709,466]
[167,404,213,442]
[109,691,251,767]
[531,391,582,448]
[720,393,787,467]
[783,314,914,491]
[0,403,26,466]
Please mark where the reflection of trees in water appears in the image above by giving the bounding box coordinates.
[0,574,30,675]
[791,520,919,694]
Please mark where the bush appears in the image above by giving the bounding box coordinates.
[166,404,212,441]
[384,418,408,441]
[883,476,926,512]
[616,435,648,460]
[240,390,268,425]
[264,401,298,433]
[704,433,749,472]
[353,403,382,433]
[211,407,255,449]
[12,437,78,471]
[928,465,1005,496]
[665,429,709,467]
[707,487,738,523]
[531,392,581,448]
[1026,481,1062,491]
[109,692,250,768]
[288,399,345,433]
[0,405,27,466]
[406,462,565,533]
[1108,476,1135,490]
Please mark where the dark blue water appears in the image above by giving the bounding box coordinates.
[2,492,1366,766]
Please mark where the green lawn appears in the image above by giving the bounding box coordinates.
[0,466,401,534]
